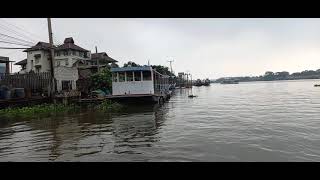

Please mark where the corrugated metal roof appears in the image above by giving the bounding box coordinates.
[111,66,152,72]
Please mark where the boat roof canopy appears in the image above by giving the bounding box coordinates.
[111,66,152,72]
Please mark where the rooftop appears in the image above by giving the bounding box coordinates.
[0,56,13,63]
[55,37,89,52]
[23,42,52,52]
[111,66,152,72]
[90,52,118,63]
[14,59,27,65]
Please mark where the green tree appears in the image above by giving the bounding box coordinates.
[151,65,175,77]
[123,61,140,67]
[90,67,112,93]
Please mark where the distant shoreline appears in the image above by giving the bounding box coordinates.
[212,77,320,83]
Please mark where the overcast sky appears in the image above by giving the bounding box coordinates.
[1,18,320,79]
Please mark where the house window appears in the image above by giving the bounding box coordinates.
[65,60,69,66]
[134,71,141,81]
[126,71,133,81]
[55,52,60,56]
[119,72,125,82]
[56,61,60,66]
[79,52,84,57]
[72,51,76,55]
[62,80,72,91]
[63,51,68,56]
[143,71,152,81]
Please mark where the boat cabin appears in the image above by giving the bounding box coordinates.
[111,66,170,96]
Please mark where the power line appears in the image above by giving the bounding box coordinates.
[0,40,32,47]
[0,23,38,44]
[0,19,44,43]
[0,33,35,45]
[0,47,28,49]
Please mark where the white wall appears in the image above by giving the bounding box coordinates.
[112,81,154,95]
[26,50,51,73]
[54,66,79,92]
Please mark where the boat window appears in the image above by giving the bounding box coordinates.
[119,72,125,82]
[134,71,141,81]
[112,72,118,82]
[126,71,133,81]
[142,71,152,81]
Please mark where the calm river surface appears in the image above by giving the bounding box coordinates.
[1,79,320,161]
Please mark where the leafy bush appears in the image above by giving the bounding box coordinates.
[90,68,112,93]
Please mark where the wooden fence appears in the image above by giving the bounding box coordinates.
[0,72,52,91]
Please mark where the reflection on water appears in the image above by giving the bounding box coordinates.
[1,80,320,161]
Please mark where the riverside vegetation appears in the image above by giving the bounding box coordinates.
[0,100,122,118]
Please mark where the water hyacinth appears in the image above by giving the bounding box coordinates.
[0,100,122,118]
[95,100,123,112]
[0,104,79,118]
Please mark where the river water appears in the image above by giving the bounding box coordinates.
[1,79,320,161]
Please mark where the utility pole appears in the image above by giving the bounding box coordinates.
[168,60,174,75]
[95,46,100,72]
[47,18,55,98]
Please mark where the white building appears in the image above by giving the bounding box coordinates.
[53,37,90,92]
[15,37,91,92]
[14,42,52,74]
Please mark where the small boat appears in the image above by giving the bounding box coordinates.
[220,79,239,84]
[314,84,320,87]
[188,95,197,98]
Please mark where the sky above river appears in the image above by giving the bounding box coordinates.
[1,18,320,79]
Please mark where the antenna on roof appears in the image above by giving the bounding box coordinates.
[95,46,98,53]
[148,59,150,66]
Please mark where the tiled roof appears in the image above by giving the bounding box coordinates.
[23,42,52,52]
[91,52,118,63]
[55,37,89,52]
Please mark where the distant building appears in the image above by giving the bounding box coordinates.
[0,56,12,74]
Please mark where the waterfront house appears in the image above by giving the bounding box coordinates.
[53,37,91,92]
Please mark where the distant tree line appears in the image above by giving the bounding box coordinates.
[213,69,320,83]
